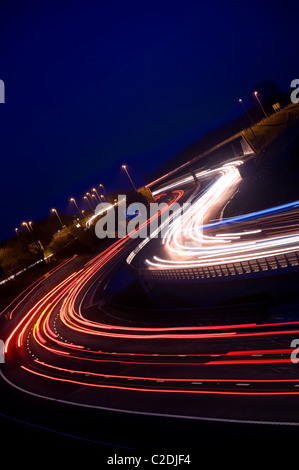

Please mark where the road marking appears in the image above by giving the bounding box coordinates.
[3,369,299,427]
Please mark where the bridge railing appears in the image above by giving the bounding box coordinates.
[135,251,299,283]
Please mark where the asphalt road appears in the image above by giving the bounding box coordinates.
[1,156,299,463]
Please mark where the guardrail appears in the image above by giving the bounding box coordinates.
[134,251,299,283]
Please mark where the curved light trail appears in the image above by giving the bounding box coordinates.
[127,160,299,272]
[1,157,299,426]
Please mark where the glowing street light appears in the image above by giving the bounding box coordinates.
[83,196,93,211]
[91,188,101,202]
[91,194,98,205]
[29,221,34,232]
[51,208,64,228]
[69,197,80,215]
[86,192,97,209]
[99,184,108,199]
[238,98,263,154]
[86,192,95,205]
[253,90,268,118]
[91,193,104,210]
[238,98,254,125]
[121,164,136,191]
[22,222,31,234]
[15,227,19,237]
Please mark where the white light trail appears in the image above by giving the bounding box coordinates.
[127,158,299,272]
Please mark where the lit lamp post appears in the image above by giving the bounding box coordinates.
[69,197,80,215]
[121,164,137,191]
[238,98,264,155]
[253,90,267,118]
[15,227,19,237]
[83,196,93,211]
[91,194,98,206]
[22,222,31,234]
[238,98,254,125]
[99,194,106,209]
[99,184,108,199]
[29,221,34,232]
[91,188,101,202]
[51,208,64,228]
[86,192,95,207]
[91,193,104,211]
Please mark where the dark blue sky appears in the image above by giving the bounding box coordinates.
[0,0,298,241]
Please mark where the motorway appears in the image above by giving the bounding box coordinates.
[2,155,299,448]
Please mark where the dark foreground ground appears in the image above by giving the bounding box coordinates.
[1,365,299,468]
[2,411,299,466]
[2,403,299,466]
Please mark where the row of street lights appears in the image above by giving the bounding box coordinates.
[15,96,269,240]
[15,221,34,237]
[49,183,111,229]
[70,184,109,216]
[70,166,137,218]
[15,166,137,237]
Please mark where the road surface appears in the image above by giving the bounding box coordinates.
[1,155,299,452]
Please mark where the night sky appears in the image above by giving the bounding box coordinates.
[0,0,298,241]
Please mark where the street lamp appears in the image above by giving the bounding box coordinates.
[83,196,93,211]
[86,192,94,205]
[15,227,19,237]
[253,91,267,118]
[69,197,80,215]
[238,98,254,125]
[86,192,97,209]
[91,188,101,202]
[91,194,98,205]
[29,221,34,232]
[91,194,104,210]
[121,164,137,191]
[22,222,31,234]
[99,184,108,199]
[51,208,64,228]
[238,98,264,154]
